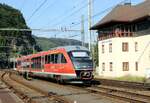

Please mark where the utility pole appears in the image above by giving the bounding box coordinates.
[81,15,85,46]
[88,0,96,71]
[88,0,93,51]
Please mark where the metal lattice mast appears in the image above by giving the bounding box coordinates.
[88,0,93,51]
[81,15,85,46]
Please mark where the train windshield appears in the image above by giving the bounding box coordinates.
[72,52,89,58]
[69,51,93,70]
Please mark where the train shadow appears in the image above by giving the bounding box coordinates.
[27,75,101,87]
[91,80,101,85]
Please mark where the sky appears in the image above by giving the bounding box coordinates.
[0,0,144,42]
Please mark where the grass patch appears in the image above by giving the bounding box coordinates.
[113,75,146,83]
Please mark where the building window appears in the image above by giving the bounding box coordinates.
[122,42,129,52]
[110,62,113,71]
[135,62,138,71]
[109,43,112,53]
[135,42,138,52]
[102,63,105,71]
[123,62,129,71]
[102,45,104,53]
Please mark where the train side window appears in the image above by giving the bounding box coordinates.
[35,58,38,68]
[45,55,48,64]
[38,57,41,69]
[48,55,51,63]
[33,58,36,69]
[26,59,30,68]
[41,56,45,67]
[33,58,36,68]
[57,54,62,63]
[54,54,59,64]
[31,58,34,68]
[56,54,67,64]
[17,61,21,66]
[32,57,42,69]
[51,54,55,63]
[61,54,67,63]
[34,58,36,68]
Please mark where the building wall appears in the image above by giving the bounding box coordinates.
[97,34,150,78]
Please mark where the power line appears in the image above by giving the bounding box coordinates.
[0,28,80,32]
[29,0,57,24]
[20,0,26,12]
[27,0,48,22]
[69,0,129,28]
[52,2,88,27]
[68,34,79,38]
[26,0,127,40]
[51,0,99,27]
[59,0,129,46]
[92,0,129,19]
[43,0,86,28]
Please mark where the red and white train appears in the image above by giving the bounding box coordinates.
[16,46,94,84]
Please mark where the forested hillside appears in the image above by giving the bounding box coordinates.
[0,4,41,68]
[34,36,83,50]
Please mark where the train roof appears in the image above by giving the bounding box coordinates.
[16,46,89,60]
[50,45,89,52]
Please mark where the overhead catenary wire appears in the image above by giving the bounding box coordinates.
[20,0,26,12]
[50,0,99,28]
[0,28,80,32]
[44,0,90,37]
[29,0,58,25]
[57,0,129,47]
[68,34,80,38]
[27,0,48,22]
[44,0,126,40]
[69,0,130,28]
[50,1,91,27]
[43,0,86,28]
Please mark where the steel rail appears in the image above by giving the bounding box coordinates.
[95,78,150,90]
[9,71,71,103]
[0,71,34,103]
[8,70,150,103]
[86,86,150,103]
[0,71,70,103]
[64,83,150,103]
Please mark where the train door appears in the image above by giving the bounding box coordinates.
[55,53,67,73]
[53,53,68,82]
[44,54,54,72]
[44,53,67,73]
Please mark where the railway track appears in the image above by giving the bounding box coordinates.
[9,71,123,103]
[66,81,150,103]
[95,78,150,90]
[3,70,150,103]
[25,75,150,103]
[0,71,70,103]
[85,85,150,103]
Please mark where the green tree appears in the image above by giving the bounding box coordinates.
[0,3,41,68]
